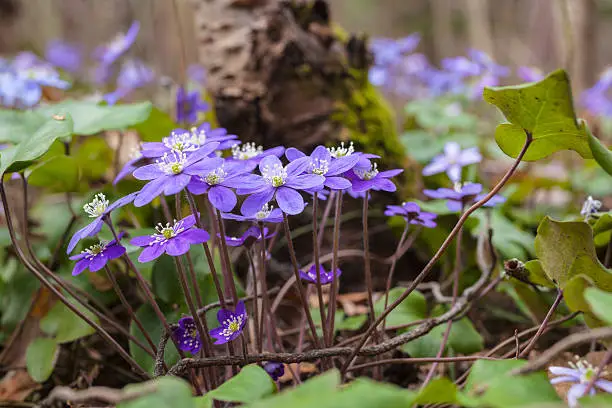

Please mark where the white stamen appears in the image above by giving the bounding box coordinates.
[156,151,187,175]
[189,127,208,146]
[354,162,379,181]
[581,196,602,220]
[150,219,185,245]
[83,193,109,217]
[328,141,354,158]
[204,166,227,185]
[232,143,263,160]
[163,130,198,153]
[255,203,273,220]
[310,158,329,176]
[261,163,287,187]
[220,315,245,339]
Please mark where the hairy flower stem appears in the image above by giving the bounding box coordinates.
[104,266,157,355]
[381,224,410,331]
[341,135,532,376]
[282,214,322,348]
[174,256,216,391]
[312,193,328,348]
[421,224,464,390]
[519,289,564,357]
[215,208,240,305]
[326,192,343,346]
[0,184,150,379]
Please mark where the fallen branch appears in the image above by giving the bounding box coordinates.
[38,382,160,407]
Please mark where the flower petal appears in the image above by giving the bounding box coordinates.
[567,383,588,408]
[72,259,90,276]
[104,244,126,260]
[285,147,306,161]
[130,235,156,247]
[208,185,237,212]
[180,229,210,244]
[134,178,167,207]
[165,238,191,256]
[422,157,448,176]
[285,156,310,177]
[138,244,165,263]
[88,254,108,272]
[326,154,360,175]
[163,174,191,195]
[241,188,275,216]
[284,174,325,190]
[133,164,164,180]
[595,379,612,393]
[276,187,305,215]
[324,176,351,190]
[258,155,283,174]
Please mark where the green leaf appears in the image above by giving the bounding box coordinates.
[484,69,591,161]
[0,113,74,174]
[471,210,534,259]
[401,315,483,357]
[588,125,612,176]
[464,359,525,393]
[581,394,612,407]
[374,288,426,327]
[524,260,556,288]
[414,378,459,405]
[208,365,275,403]
[74,137,113,180]
[534,217,612,289]
[28,155,81,192]
[152,256,183,305]
[118,377,195,408]
[336,314,368,331]
[26,338,59,382]
[133,106,177,142]
[318,377,415,408]
[40,300,99,343]
[246,370,340,408]
[585,287,612,325]
[0,110,47,143]
[37,100,152,135]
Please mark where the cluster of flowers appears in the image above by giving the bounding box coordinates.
[0,21,208,114]
[65,119,412,352]
[368,34,542,100]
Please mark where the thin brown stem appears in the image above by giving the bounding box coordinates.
[519,289,564,357]
[341,134,532,375]
[382,223,410,331]
[215,209,239,304]
[282,214,321,348]
[326,192,343,344]
[312,193,328,346]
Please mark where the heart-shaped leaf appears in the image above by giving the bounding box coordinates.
[587,125,612,177]
[484,69,591,161]
[26,338,59,382]
[207,365,275,403]
[584,286,612,325]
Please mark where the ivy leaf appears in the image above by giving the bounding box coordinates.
[36,100,152,135]
[534,217,612,289]
[26,338,59,382]
[0,113,74,174]
[207,365,275,403]
[484,69,591,161]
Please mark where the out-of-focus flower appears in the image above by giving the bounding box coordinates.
[94,21,140,66]
[176,86,208,124]
[173,316,202,354]
[299,264,341,285]
[141,126,234,159]
[422,141,482,183]
[69,233,126,276]
[67,193,137,253]
[582,67,612,117]
[263,362,285,381]
[187,64,207,85]
[130,215,210,262]
[209,301,247,345]
[580,196,602,220]
[549,360,612,407]
[384,201,437,228]
[222,226,275,247]
[132,144,220,207]
[113,146,145,185]
[442,49,509,99]
[45,40,83,74]
[423,182,505,212]
[239,155,324,216]
[517,66,544,83]
[228,143,285,170]
[104,59,155,105]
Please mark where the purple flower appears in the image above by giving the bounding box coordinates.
[132,144,221,207]
[346,159,403,193]
[187,160,259,212]
[130,215,210,262]
[299,264,341,285]
[384,201,437,228]
[113,147,145,185]
[94,21,140,66]
[69,233,126,276]
[67,193,137,253]
[582,68,612,117]
[285,145,360,191]
[517,66,544,83]
[549,360,612,407]
[221,202,284,224]
[173,316,202,354]
[370,34,420,67]
[45,40,82,74]
[423,182,505,212]
[222,226,275,247]
[229,143,285,170]
[581,196,602,220]
[368,34,423,92]
[239,155,324,216]
[187,64,207,85]
[141,125,237,159]
[441,56,481,77]
[422,142,482,183]
[104,59,155,105]
[263,362,285,381]
[209,301,248,345]
[176,86,209,124]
